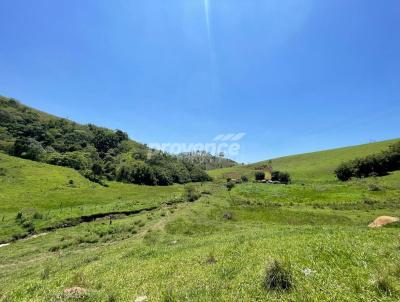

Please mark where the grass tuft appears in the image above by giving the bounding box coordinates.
[374,275,396,296]
[264,260,293,291]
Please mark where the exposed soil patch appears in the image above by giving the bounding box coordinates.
[63,287,87,299]
[368,216,399,228]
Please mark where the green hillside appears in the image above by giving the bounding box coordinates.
[0,152,182,243]
[0,96,211,186]
[1,139,400,301]
[209,139,400,182]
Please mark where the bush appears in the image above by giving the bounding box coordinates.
[279,172,291,184]
[241,175,249,182]
[255,171,265,181]
[184,184,201,202]
[188,166,212,182]
[335,162,354,181]
[153,167,173,186]
[271,171,291,184]
[13,137,45,161]
[32,211,43,220]
[335,141,400,181]
[226,181,235,191]
[264,260,293,291]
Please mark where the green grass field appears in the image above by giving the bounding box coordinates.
[209,139,400,183]
[1,139,400,301]
[0,153,182,243]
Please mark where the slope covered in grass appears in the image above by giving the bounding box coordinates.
[209,139,400,183]
[1,139,400,301]
[0,152,182,242]
[1,185,400,301]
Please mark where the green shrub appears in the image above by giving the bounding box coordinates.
[32,211,43,220]
[183,184,201,202]
[335,141,400,181]
[22,220,34,232]
[241,175,249,182]
[271,171,292,184]
[335,162,354,181]
[255,171,265,181]
[226,181,235,191]
[15,212,23,221]
[13,137,45,161]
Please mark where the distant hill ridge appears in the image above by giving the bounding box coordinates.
[177,151,237,170]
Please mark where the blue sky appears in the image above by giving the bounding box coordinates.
[0,0,399,163]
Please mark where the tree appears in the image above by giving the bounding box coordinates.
[241,175,249,182]
[271,171,291,184]
[153,167,173,186]
[278,172,291,184]
[13,137,45,161]
[335,162,354,181]
[255,171,265,181]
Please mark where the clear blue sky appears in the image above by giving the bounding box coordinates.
[0,0,399,163]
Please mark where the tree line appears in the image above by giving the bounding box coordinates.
[335,141,400,181]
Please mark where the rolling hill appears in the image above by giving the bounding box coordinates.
[208,139,400,182]
[0,152,182,243]
[1,135,400,301]
[0,96,211,186]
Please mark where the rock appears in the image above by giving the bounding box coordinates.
[135,295,148,302]
[368,216,399,228]
[63,287,87,299]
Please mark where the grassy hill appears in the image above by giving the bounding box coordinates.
[0,152,182,243]
[1,139,400,301]
[209,139,400,182]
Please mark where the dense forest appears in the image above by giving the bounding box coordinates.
[0,96,211,185]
